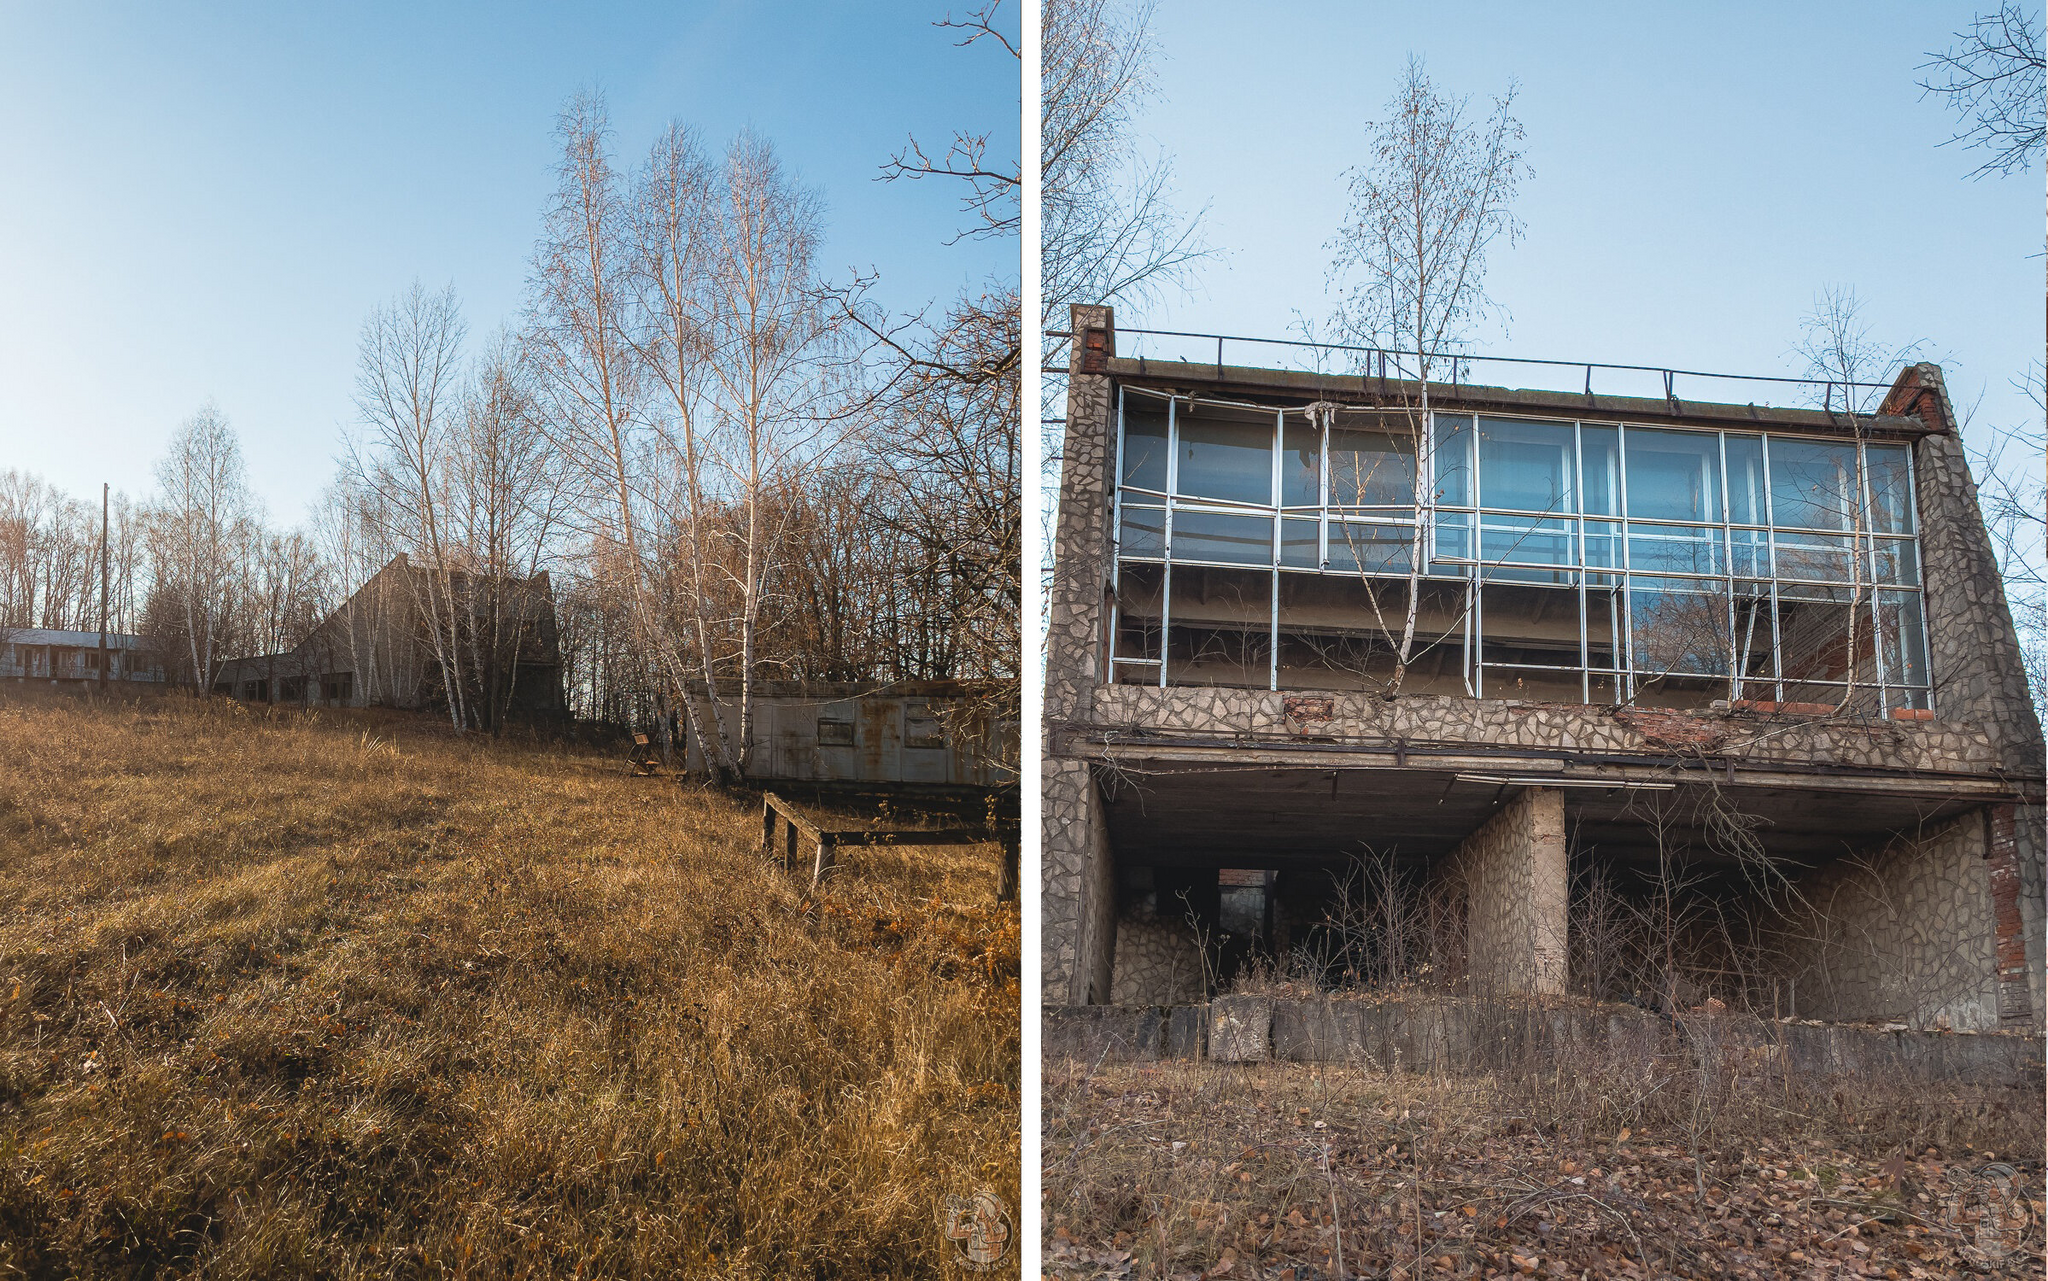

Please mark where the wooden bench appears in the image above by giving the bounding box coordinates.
[760,792,1020,899]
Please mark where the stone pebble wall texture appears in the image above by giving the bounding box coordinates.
[1434,788,1568,996]
[1109,913,1206,1006]
[1085,685,2001,776]
[1772,814,2000,1031]
[1041,305,1121,1005]
[1904,367,2046,1027]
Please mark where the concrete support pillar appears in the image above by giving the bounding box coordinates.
[1042,759,1116,1004]
[1438,787,1568,996]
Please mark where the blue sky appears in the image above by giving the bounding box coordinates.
[1120,2,2041,455]
[0,1,1019,522]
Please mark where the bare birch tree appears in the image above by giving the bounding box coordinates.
[352,281,473,729]
[148,403,256,695]
[700,129,848,776]
[1325,57,1529,692]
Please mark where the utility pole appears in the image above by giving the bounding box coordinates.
[98,482,109,689]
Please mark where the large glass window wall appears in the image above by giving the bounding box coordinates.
[1109,387,1930,713]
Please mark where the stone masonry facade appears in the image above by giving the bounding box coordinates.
[1434,788,1567,996]
[1043,310,2045,1030]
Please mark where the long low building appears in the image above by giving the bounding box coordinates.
[1,628,166,685]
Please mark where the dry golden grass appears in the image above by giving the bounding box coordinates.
[0,692,1018,1279]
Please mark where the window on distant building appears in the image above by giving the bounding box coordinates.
[1109,389,1930,713]
[817,717,855,746]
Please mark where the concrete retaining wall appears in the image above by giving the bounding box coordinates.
[1044,997,2044,1088]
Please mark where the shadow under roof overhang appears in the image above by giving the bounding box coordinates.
[1091,751,2028,871]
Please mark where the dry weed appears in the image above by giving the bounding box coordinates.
[0,691,1018,1278]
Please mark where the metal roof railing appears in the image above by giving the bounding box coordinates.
[1046,326,1903,417]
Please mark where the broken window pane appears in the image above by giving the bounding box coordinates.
[1167,565,1272,688]
[1274,572,1406,691]
[1479,417,1575,513]
[1115,563,1164,661]
[1775,588,1856,685]
[1586,584,1621,671]
[1122,400,1170,492]
[1177,404,1274,504]
[1330,420,1416,509]
[1281,415,1321,506]
[1329,521,1412,575]
[1171,509,1271,565]
[1768,438,1859,530]
[1480,581,1582,669]
[1628,577,1731,677]
[1624,427,1722,523]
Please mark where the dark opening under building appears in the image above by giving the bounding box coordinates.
[1043,305,2044,1033]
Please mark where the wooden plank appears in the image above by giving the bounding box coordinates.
[815,827,992,848]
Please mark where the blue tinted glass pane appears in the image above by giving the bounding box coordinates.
[1626,523,1725,576]
[1775,531,1857,582]
[1872,537,1919,586]
[1625,428,1722,522]
[1865,444,1914,534]
[1281,416,1320,506]
[1331,522,1411,575]
[1478,417,1575,513]
[1730,527,1770,578]
[1725,435,1766,524]
[1330,425,1415,508]
[1628,577,1731,675]
[1122,402,1168,491]
[1768,438,1858,530]
[1480,515,1573,567]
[1281,518,1320,568]
[1433,511,1471,561]
[1584,519,1622,569]
[1433,414,1473,506]
[1177,407,1274,505]
[1580,424,1620,516]
[1878,590,1928,687]
[1172,510,1272,565]
[1119,505,1164,557]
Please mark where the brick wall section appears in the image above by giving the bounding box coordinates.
[1434,788,1568,996]
[1042,305,1121,1003]
[1987,805,2030,1026]
[1771,814,2001,1031]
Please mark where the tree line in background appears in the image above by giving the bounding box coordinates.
[2,46,1020,777]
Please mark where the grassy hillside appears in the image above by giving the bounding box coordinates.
[0,693,1019,1279]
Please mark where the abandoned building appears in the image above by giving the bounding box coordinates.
[215,553,565,721]
[1044,305,2045,1035]
[680,680,1018,786]
[1,628,165,686]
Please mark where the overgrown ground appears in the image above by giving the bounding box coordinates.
[1044,1058,2042,1280]
[0,692,1018,1279]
